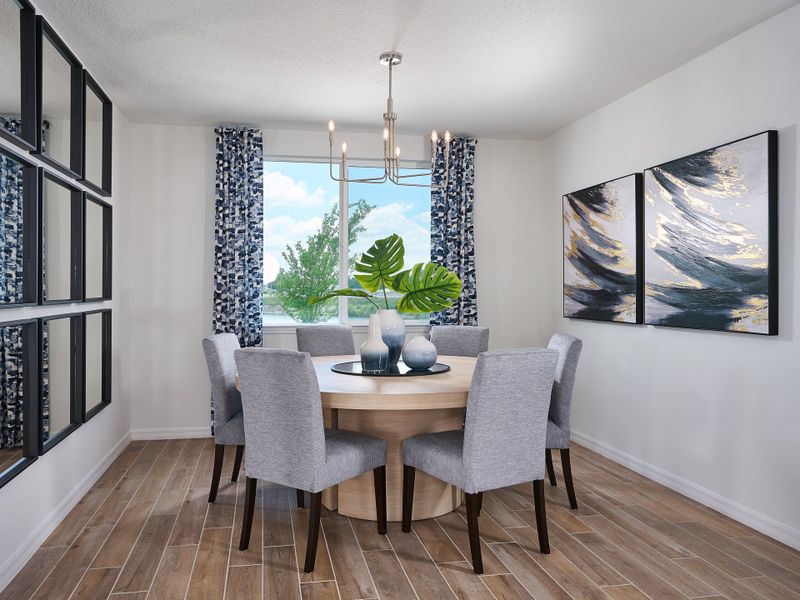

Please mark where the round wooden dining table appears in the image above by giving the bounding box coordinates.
[315,354,476,522]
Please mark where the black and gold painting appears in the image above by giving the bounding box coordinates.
[644,131,777,335]
[563,173,642,323]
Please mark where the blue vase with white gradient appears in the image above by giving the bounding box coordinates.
[402,336,438,370]
[378,309,405,367]
[361,314,389,373]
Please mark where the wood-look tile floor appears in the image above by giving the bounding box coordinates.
[4,438,800,600]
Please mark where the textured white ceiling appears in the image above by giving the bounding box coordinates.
[31,0,799,138]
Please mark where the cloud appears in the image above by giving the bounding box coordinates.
[264,214,323,269]
[352,203,431,266]
[264,170,327,207]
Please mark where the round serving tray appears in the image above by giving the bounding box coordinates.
[331,360,451,377]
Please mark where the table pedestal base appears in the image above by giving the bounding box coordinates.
[323,407,464,521]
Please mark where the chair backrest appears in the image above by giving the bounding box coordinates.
[234,348,326,489]
[547,333,583,432]
[296,325,356,357]
[430,325,489,357]
[202,333,242,427]
[462,348,558,492]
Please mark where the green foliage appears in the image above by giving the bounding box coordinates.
[353,233,404,293]
[309,234,462,314]
[390,263,462,313]
[273,199,372,323]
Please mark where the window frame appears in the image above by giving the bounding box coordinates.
[81,308,111,422]
[38,312,82,455]
[0,318,40,489]
[263,156,432,329]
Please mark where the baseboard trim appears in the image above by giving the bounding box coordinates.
[0,431,131,591]
[571,430,800,551]
[130,426,211,440]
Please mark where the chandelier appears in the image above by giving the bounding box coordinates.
[327,51,450,189]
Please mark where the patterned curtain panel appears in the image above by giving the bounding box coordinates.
[213,127,265,346]
[212,127,264,430]
[430,137,478,325]
[0,117,25,305]
[0,326,24,450]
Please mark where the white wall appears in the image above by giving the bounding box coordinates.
[474,138,550,348]
[540,4,800,546]
[126,125,541,434]
[0,106,132,585]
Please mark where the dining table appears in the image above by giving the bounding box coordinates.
[314,354,476,522]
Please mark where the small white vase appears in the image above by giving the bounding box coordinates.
[402,336,438,370]
[378,309,406,367]
[360,314,389,373]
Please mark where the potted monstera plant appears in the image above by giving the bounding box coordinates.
[310,233,461,372]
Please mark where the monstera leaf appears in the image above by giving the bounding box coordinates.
[390,263,462,313]
[353,234,404,292]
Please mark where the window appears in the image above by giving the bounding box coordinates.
[263,160,431,325]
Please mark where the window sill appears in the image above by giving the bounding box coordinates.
[262,321,431,337]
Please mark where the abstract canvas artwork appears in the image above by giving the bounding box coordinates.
[644,131,777,335]
[563,174,642,323]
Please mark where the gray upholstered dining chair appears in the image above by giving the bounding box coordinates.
[429,325,489,357]
[235,348,388,572]
[401,348,558,574]
[544,333,583,509]
[296,324,356,356]
[202,333,246,503]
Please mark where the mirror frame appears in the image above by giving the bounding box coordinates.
[83,195,112,301]
[0,0,37,152]
[34,15,83,179]
[80,72,112,196]
[81,309,111,422]
[0,146,39,308]
[38,312,81,454]
[39,171,82,305]
[0,318,40,489]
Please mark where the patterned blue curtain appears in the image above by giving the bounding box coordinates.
[0,117,25,305]
[0,326,24,450]
[430,137,478,325]
[212,127,264,430]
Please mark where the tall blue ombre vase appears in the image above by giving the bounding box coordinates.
[360,314,389,373]
[378,308,406,367]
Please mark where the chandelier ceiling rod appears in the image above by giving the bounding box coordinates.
[327,51,450,189]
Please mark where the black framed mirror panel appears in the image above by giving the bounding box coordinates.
[35,16,83,180]
[82,309,110,422]
[0,0,37,152]
[0,146,38,308]
[39,171,82,304]
[84,195,111,301]
[81,72,112,196]
[38,312,80,454]
[0,318,39,488]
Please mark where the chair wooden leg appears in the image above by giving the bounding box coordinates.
[304,492,323,573]
[296,489,305,509]
[231,445,244,482]
[465,492,484,574]
[532,479,550,554]
[545,448,557,486]
[238,476,258,550]
[374,466,387,535]
[208,444,225,503]
[477,491,483,516]
[560,448,578,509]
[401,465,416,532]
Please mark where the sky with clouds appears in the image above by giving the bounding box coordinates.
[264,162,431,284]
